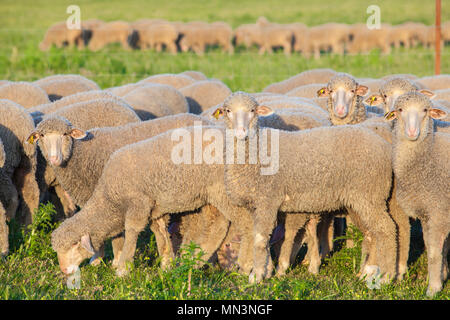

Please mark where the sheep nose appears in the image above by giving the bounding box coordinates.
[49,156,59,165]
[335,105,346,116]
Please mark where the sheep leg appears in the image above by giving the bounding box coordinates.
[111,235,124,268]
[249,207,277,283]
[12,161,40,224]
[345,215,355,248]
[306,217,321,274]
[387,183,410,281]
[115,202,151,277]
[149,213,173,270]
[423,218,447,297]
[53,184,77,218]
[318,214,333,259]
[0,204,9,257]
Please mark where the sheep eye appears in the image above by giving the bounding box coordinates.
[251,109,255,113]
[351,89,355,93]
[398,108,403,112]
[384,94,387,98]
[423,108,428,112]
[226,109,231,113]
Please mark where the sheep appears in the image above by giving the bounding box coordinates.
[39,22,83,51]
[233,23,263,49]
[347,23,392,55]
[179,80,232,114]
[0,82,50,108]
[28,90,126,117]
[35,79,97,102]
[384,92,449,296]
[433,89,450,101]
[29,114,216,266]
[286,83,327,99]
[286,22,308,53]
[80,19,105,47]
[415,75,450,91]
[130,21,178,54]
[263,69,337,94]
[122,84,189,120]
[32,99,141,127]
[88,21,131,51]
[258,24,294,56]
[179,71,208,81]
[214,91,397,283]
[105,83,143,97]
[179,22,233,55]
[258,98,330,120]
[137,73,195,89]
[34,74,100,91]
[0,99,40,227]
[50,125,257,277]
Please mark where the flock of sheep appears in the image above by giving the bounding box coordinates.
[40,18,450,57]
[0,68,449,297]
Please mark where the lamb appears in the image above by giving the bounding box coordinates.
[263,69,337,94]
[122,84,189,120]
[384,92,449,296]
[50,125,257,277]
[214,92,397,283]
[0,99,40,227]
[28,90,126,117]
[35,79,98,101]
[179,80,232,114]
[88,21,132,51]
[179,71,208,81]
[32,99,141,127]
[137,73,195,89]
[39,22,83,51]
[0,82,50,108]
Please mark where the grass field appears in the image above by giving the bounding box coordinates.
[0,0,449,300]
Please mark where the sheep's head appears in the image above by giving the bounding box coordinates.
[217,233,241,271]
[317,73,368,119]
[385,92,447,141]
[26,116,86,167]
[212,91,273,140]
[52,226,95,275]
[366,77,434,113]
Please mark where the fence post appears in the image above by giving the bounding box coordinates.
[435,0,441,75]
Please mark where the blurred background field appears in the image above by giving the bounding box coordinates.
[0,0,449,91]
[0,0,449,300]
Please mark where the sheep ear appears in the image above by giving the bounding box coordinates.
[429,108,447,120]
[26,132,40,145]
[419,89,436,99]
[317,87,329,97]
[365,94,382,106]
[356,85,369,96]
[255,105,274,116]
[70,129,87,140]
[212,107,224,120]
[80,234,95,255]
[384,110,397,121]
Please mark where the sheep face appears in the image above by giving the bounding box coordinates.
[213,91,273,140]
[318,74,368,119]
[366,78,433,113]
[217,234,241,270]
[56,234,95,275]
[385,92,447,141]
[27,117,87,166]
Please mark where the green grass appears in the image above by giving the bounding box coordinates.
[0,0,449,300]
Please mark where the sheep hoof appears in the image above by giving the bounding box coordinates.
[116,267,129,277]
[426,284,442,297]
[248,270,263,284]
[89,257,102,266]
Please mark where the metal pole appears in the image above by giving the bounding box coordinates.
[435,0,441,75]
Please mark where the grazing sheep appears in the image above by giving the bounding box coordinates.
[0,99,40,226]
[259,24,294,56]
[28,90,126,117]
[131,21,178,54]
[179,22,233,55]
[50,125,256,277]
[263,69,337,94]
[233,23,263,49]
[138,73,195,89]
[0,82,50,108]
[384,92,449,296]
[347,23,392,55]
[39,22,83,51]
[214,92,397,283]
[122,84,189,120]
[180,80,232,114]
[80,19,105,46]
[88,21,131,51]
[296,23,349,58]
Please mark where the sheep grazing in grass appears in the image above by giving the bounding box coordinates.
[39,22,83,51]
[233,23,263,49]
[263,69,337,94]
[0,99,40,227]
[0,82,50,108]
[180,80,232,114]
[88,21,132,51]
[179,22,233,55]
[80,19,105,47]
[138,73,195,89]
[214,91,397,283]
[347,23,392,55]
[258,24,294,56]
[384,92,449,296]
[122,84,189,120]
[50,123,258,277]
[130,21,178,54]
